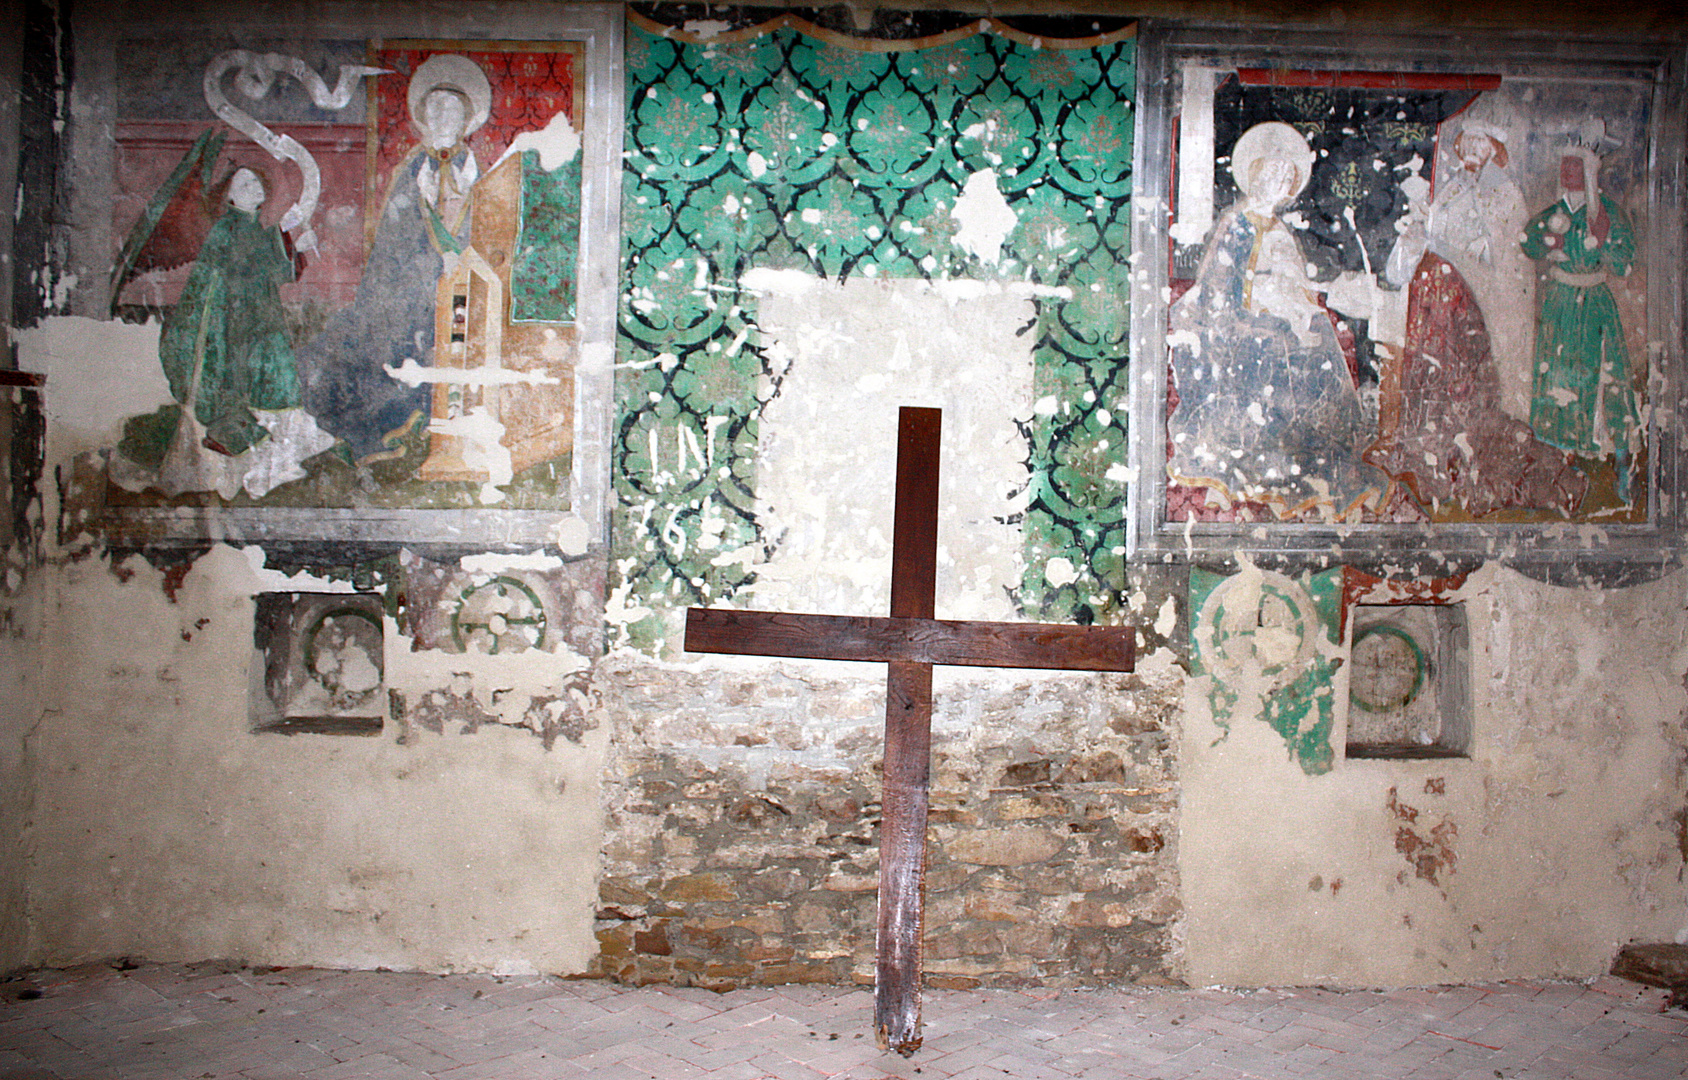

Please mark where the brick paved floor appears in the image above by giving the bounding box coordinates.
[1,962,1684,1079]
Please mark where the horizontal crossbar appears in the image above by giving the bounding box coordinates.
[685,607,1134,672]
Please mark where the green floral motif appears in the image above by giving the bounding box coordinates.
[743,71,832,177]
[623,27,671,82]
[845,76,938,179]
[792,35,881,90]
[697,35,786,85]
[628,76,729,179]
[902,40,994,96]
[615,22,1136,647]
[1055,96,1134,192]
[790,174,881,278]
[887,183,962,275]
[955,91,1039,176]
[624,255,728,348]
[1004,46,1101,98]
[621,175,673,252]
[1058,260,1131,350]
[675,177,778,262]
[1007,183,1099,278]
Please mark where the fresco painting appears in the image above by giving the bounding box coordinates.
[1166,68,1653,525]
[1189,563,1343,776]
[107,39,584,512]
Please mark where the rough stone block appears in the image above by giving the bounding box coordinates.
[996,794,1069,820]
[1057,752,1130,784]
[822,870,878,892]
[634,924,673,956]
[660,873,737,902]
[999,759,1052,787]
[595,924,634,957]
[943,826,1065,866]
[1612,943,1688,989]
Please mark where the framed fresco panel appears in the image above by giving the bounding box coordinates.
[1129,27,1685,569]
[70,3,621,551]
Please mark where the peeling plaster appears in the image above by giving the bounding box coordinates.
[20,545,604,974]
[15,316,170,456]
[951,169,1017,266]
[1181,562,1688,987]
[239,546,358,594]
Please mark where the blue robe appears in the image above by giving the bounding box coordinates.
[1168,204,1384,518]
[299,146,472,462]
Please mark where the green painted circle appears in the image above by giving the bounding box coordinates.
[451,576,547,654]
[1349,625,1426,712]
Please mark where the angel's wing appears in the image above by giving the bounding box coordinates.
[109,128,226,310]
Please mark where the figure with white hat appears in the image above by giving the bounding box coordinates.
[1369,118,1584,518]
[1521,144,1639,499]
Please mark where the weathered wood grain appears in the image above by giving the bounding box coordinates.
[889,406,940,622]
[875,658,932,1054]
[684,608,1135,672]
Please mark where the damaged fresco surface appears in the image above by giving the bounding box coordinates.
[1165,67,1653,525]
[613,14,1136,648]
[105,37,584,510]
[1180,563,1688,987]
[1189,563,1343,775]
[3,2,1688,1000]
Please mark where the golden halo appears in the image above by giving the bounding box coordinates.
[406,54,492,141]
[1230,122,1314,200]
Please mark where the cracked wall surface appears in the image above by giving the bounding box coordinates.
[0,1,1684,994]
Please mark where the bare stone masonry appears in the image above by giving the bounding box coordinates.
[591,658,1182,992]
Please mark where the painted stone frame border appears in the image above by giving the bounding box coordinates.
[1128,26,1686,571]
[67,1,623,553]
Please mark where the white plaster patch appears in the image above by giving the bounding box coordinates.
[384,615,591,729]
[751,275,1033,622]
[553,516,592,557]
[1043,557,1078,587]
[739,267,828,298]
[683,18,732,38]
[951,169,1017,266]
[239,545,357,594]
[1154,595,1178,639]
[490,110,580,173]
[459,551,567,573]
[384,358,559,387]
[426,408,512,503]
[15,315,171,453]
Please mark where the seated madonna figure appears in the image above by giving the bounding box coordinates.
[1168,121,1385,521]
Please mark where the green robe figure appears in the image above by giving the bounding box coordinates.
[1520,149,1638,494]
[159,167,302,457]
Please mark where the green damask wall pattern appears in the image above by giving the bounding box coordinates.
[614,15,1136,648]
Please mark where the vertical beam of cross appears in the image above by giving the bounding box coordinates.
[875,407,941,1053]
[682,406,1135,1055]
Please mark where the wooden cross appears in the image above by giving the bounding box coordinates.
[684,407,1135,1054]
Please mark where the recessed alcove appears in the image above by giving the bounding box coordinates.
[1345,602,1471,760]
[251,592,386,736]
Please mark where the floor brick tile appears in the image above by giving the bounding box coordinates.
[4,966,1688,1079]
